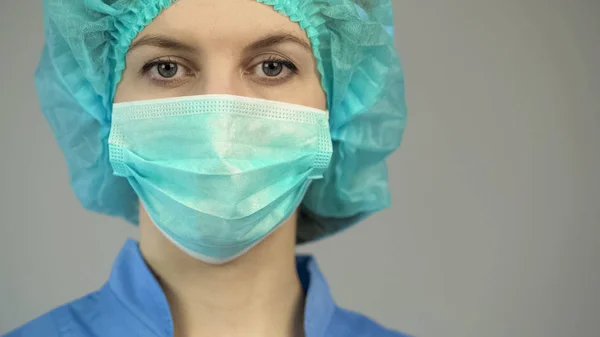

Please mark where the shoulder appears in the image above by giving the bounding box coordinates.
[4,291,103,337]
[3,311,60,337]
[327,307,412,337]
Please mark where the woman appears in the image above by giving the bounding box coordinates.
[8,0,407,336]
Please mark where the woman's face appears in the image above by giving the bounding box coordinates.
[114,0,326,110]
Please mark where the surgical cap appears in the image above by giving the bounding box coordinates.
[36,0,407,243]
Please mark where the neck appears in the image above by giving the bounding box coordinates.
[139,208,305,337]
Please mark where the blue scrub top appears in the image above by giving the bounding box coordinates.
[6,239,409,337]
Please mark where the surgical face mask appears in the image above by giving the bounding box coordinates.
[108,95,332,264]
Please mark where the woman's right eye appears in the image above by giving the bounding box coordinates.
[155,62,179,78]
[140,59,193,86]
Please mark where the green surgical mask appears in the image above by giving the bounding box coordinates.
[108,94,332,263]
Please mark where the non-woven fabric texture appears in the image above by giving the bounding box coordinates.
[35,0,407,243]
[108,94,333,262]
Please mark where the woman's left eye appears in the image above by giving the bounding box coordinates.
[262,61,284,77]
[250,58,298,83]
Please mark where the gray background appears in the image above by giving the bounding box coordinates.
[1,0,599,336]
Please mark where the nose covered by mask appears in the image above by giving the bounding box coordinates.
[108,94,332,264]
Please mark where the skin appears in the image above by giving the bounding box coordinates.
[113,0,327,337]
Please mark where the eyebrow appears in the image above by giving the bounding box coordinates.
[128,33,312,54]
[243,33,312,53]
[128,35,199,54]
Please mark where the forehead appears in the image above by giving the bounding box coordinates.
[136,0,310,48]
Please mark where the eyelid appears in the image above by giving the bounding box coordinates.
[246,54,299,77]
[140,56,197,74]
[139,57,196,88]
[245,52,298,69]
[244,57,299,87]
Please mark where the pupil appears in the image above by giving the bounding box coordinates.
[263,61,283,77]
[158,63,177,78]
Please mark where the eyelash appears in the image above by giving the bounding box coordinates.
[260,56,298,73]
[139,57,190,86]
[139,56,299,87]
[249,55,299,86]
